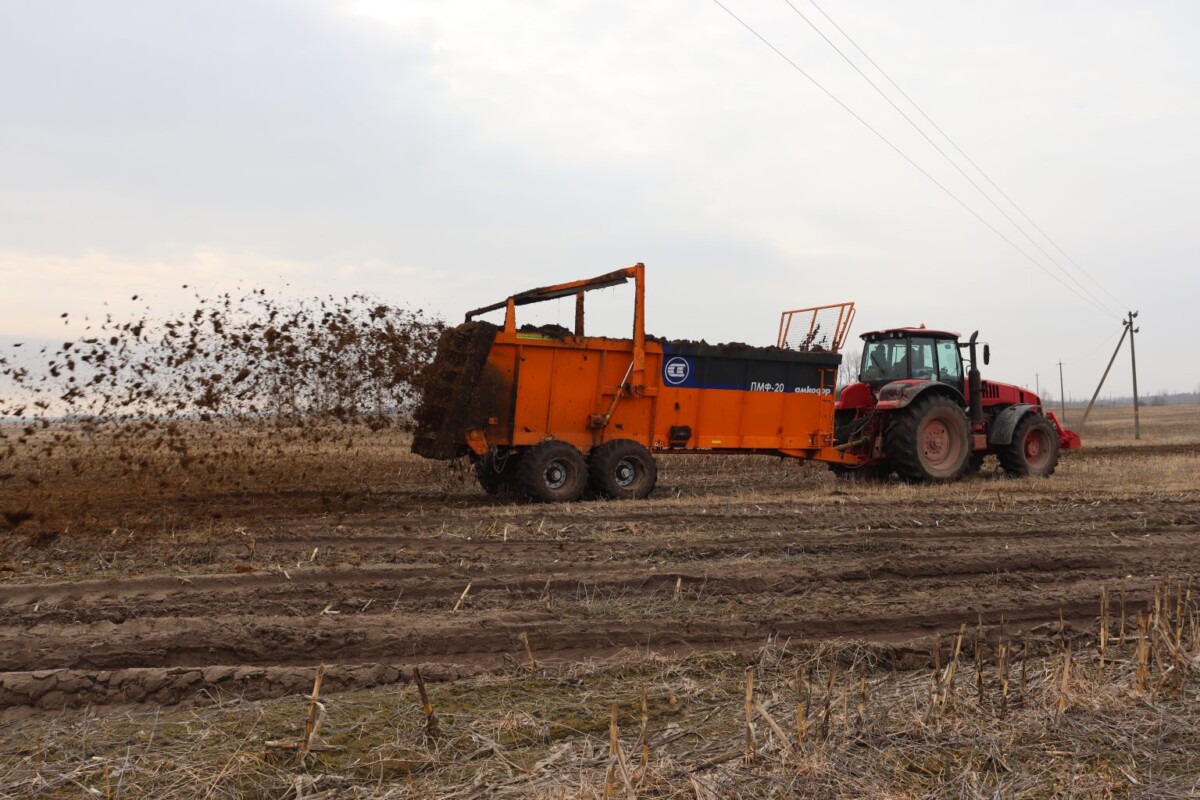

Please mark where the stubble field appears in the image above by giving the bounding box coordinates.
[0,405,1197,798]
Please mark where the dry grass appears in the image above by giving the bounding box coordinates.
[2,584,1198,799]
[1064,403,1200,445]
[1,406,1197,797]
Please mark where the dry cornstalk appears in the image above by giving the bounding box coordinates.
[1099,585,1110,670]
[820,660,835,741]
[1120,588,1127,641]
[1056,640,1072,720]
[265,664,334,757]
[637,686,650,769]
[744,667,756,764]
[521,632,538,672]
[753,699,796,757]
[938,624,967,710]
[1135,613,1149,694]
[1020,633,1029,701]
[452,582,472,613]
[974,642,984,705]
[997,639,1010,718]
[413,666,442,741]
[604,704,617,799]
[796,666,809,749]
[300,664,325,758]
[603,704,637,800]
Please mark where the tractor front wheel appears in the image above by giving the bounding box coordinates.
[997,414,1059,477]
[518,441,588,502]
[884,394,970,483]
[589,440,657,500]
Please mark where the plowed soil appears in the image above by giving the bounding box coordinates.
[2,411,1197,719]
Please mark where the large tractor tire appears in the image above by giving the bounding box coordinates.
[474,452,521,496]
[518,441,588,502]
[884,394,970,483]
[963,452,987,478]
[588,440,657,500]
[997,414,1059,477]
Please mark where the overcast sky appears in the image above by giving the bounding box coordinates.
[2,1,1197,400]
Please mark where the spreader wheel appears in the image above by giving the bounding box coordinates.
[884,394,970,483]
[588,440,657,500]
[997,414,1059,478]
[518,441,588,502]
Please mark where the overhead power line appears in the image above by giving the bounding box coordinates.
[800,0,1126,313]
[709,0,1118,320]
[780,0,1120,318]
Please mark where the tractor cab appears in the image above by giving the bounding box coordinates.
[858,327,966,392]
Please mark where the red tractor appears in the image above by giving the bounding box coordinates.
[833,326,1080,482]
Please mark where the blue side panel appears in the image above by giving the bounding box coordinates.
[659,344,839,395]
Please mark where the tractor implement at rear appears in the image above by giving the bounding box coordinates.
[411,263,1080,500]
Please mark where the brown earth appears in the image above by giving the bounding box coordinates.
[1,406,1197,718]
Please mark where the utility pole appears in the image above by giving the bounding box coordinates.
[1128,310,1140,440]
[1080,320,1131,431]
[1058,361,1066,422]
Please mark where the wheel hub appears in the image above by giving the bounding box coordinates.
[614,458,636,487]
[1024,430,1048,465]
[543,461,568,490]
[922,420,952,466]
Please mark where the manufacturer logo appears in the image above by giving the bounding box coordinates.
[663,356,690,385]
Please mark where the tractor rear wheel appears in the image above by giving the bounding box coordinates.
[884,394,970,483]
[588,440,657,500]
[518,441,588,502]
[997,414,1059,477]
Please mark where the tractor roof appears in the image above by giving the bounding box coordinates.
[860,327,960,341]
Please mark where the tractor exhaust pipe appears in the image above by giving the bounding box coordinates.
[967,331,983,426]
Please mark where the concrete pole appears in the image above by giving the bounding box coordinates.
[1129,311,1140,440]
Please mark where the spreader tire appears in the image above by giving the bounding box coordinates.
[588,440,657,500]
[518,441,588,502]
[997,414,1059,478]
[884,394,970,483]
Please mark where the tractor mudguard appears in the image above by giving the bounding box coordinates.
[834,381,875,411]
[988,404,1037,446]
[873,380,965,411]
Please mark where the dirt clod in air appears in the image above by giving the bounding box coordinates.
[1,289,445,537]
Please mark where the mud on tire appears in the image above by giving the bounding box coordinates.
[884,394,970,483]
[997,413,1059,478]
[588,440,657,500]
[518,441,588,502]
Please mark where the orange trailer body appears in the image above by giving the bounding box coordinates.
[479,330,850,460]
[412,264,859,467]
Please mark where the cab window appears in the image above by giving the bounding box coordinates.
[908,337,937,381]
[860,339,908,381]
[936,339,962,383]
